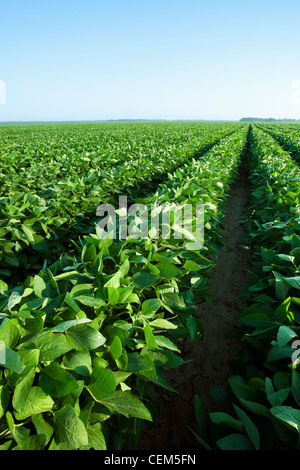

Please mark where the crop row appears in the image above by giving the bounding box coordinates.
[193,125,300,450]
[0,126,248,450]
[0,122,243,283]
[255,123,300,164]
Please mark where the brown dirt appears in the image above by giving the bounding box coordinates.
[135,153,252,451]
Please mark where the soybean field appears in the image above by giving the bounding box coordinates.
[0,121,300,451]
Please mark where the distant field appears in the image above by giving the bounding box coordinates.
[0,121,300,451]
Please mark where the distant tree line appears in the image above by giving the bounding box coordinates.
[240,117,300,122]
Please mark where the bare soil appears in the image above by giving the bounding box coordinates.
[135,153,252,451]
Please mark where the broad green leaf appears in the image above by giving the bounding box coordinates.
[6,291,22,311]
[285,276,300,290]
[36,332,73,361]
[141,298,161,318]
[217,433,254,450]
[150,318,178,330]
[14,387,54,421]
[87,423,107,450]
[50,318,91,332]
[0,319,19,348]
[292,370,300,407]
[162,292,186,310]
[32,413,54,446]
[270,406,300,434]
[99,390,152,421]
[54,404,89,449]
[0,385,10,419]
[266,377,290,406]
[109,335,123,360]
[106,287,120,305]
[156,260,181,279]
[88,367,116,401]
[66,324,106,351]
[277,325,297,347]
[63,349,92,376]
[228,377,260,403]
[144,323,159,349]
[186,315,198,341]
[274,298,292,322]
[64,292,81,313]
[155,335,180,352]
[273,271,289,300]
[39,362,79,397]
[132,271,159,288]
[126,353,153,372]
[33,275,47,297]
[210,412,243,432]
[233,404,260,450]
[6,411,31,448]
[238,397,271,418]
[75,294,106,307]
[0,345,24,373]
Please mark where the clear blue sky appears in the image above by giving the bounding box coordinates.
[1,0,300,121]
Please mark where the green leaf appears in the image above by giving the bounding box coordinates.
[141,298,161,318]
[292,370,300,408]
[266,377,289,406]
[150,318,178,330]
[14,387,54,421]
[156,260,182,279]
[117,286,134,303]
[233,404,260,450]
[238,397,271,418]
[238,312,273,329]
[193,395,210,441]
[162,292,186,311]
[132,271,159,288]
[35,332,73,361]
[33,275,47,297]
[273,271,289,300]
[64,292,81,313]
[261,247,277,265]
[126,353,153,373]
[217,433,254,450]
[13,368,54,419]
[51,318,91,332]
[0,319,19,348]
[0,345,24,373]
[54,404,89,449]
[75,294,106,307]
[285,276,300,290]
[270,406,300,434]
[155,335,180,352]
[210,411,243,432]
[87,423,107,450]
[106,287,120,305]
[63,349,92,376]
[186,315,198,341]
[32,413,54,446]
[228,377,260,403]
[7,291,22,311]
[39,362,79,397]
[274,298,291,322]
[0,385,10,419]
[66,324,106,351]
[87,367,116,401]
[183,260,202,271]
[277,325,297,347]
[109,335,123,360]
[6,411,31,448]
[99,390,152,421]
[144,323,159,349]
